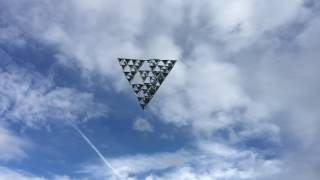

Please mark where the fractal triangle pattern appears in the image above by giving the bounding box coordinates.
[118,58,176,110]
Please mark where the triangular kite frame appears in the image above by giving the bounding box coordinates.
[118,58,176,110]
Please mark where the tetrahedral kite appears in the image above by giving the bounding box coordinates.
[118,58,176,110]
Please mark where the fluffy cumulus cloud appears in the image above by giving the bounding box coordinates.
[192,0,306,51]
[1,0,320,179]
[0,50,107,128]
[0,0,183,83]
[0,126,31,161]
[0,45,107,179]
[155,46,250,131]
[80,150,189,179]
[0,166,73,180]
[132,118,154,133]
[79,142,281,179]
[0,166,46,180]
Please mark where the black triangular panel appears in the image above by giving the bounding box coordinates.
[118,58,176,110]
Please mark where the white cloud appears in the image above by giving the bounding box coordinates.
[0,25,26,47]
[235,14,320,179]
[133,118,154,133]
[234,10,320,147]
[0,51,108,179]
[1,0,320,179]
[1,0,184,84]
[52,175,72,180]
[0,166,73,180]
[0,126,31,161]
[0,55,107,128]
[1,0,308,125]
[80,142,281,180]
[79,150,189,179]
[189,0,306,51]
[0,166,46,180]
[154,45,251,133]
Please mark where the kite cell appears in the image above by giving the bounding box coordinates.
[118,58,176,110]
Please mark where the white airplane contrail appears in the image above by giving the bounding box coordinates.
[71,124,122,179]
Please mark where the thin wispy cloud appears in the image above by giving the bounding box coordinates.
[71,124,122,179]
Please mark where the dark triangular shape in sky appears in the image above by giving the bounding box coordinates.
[118,58,176,110]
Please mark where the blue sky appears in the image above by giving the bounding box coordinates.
[1,0,320,180]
